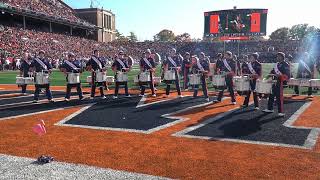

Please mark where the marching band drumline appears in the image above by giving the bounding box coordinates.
[16,49,319,117]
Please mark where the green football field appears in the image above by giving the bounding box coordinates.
[0,63,318,94]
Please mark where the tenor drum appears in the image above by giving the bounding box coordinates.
[255,79,273,94]
[24,77,34,85]
[287,78,300,86]
[189,74,201,85]
[310,79,320,87]
[16,76,25,85]
[234,76,250,92]
[67,73,80,84]
[95,71,107,83]
[299,79,311,87]
[139,72,151,82]
[164,70,176,81]
[212,75,226,87]
[35,72,49,85]
[116,72,128,82]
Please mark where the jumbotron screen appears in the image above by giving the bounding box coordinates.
[204,9,268,37]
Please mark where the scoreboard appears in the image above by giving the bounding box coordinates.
[204,9,268,38]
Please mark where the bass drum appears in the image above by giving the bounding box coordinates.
[139,72,151,82]
[164,70,176,81]
[116,71,128,82]
[95,71,107,83]
[189,74,201,85]
[67,73,80,84]
[212,75,226,87]
[233,76,250,92]
[255,79,274,94]
[35,72,50,85]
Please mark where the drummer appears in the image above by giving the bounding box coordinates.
[29,50,54,103]
[182,52,192,90]
[214,51,237,104]
[294,52,314,97]
[263,52,290,117]
[139,50,156,97]
[86,49,107,99]
[112,51,131,99]
[192,52,210,102]
[163,48,182,98]
[60,52,84,101]
[19,52,33,95]
[241,53,262,109]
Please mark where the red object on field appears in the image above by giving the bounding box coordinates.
[32,120,46,136]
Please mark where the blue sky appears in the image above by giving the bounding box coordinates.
[64,0,319,41]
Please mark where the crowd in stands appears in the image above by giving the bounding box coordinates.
[1,0,92,26]
[0,23,314,71]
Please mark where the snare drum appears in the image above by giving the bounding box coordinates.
[299,79,311,87]
[139,72,151,82]
[189,74,201,85]
[67,73,80,84]
[310,79,320,87]
[212,75,226,87]
[255,79,273,94]
[95,71,107,83]
[164,70,176,81]
[287,78,300,86]
[24,77,34,85]
[234,76,250,92]
[16,76,25,85]
[35,72,50,85]
[116,71,128,82]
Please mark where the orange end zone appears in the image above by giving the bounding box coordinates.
[0,85,320,179]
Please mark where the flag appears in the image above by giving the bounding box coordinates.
[32,120,46,136]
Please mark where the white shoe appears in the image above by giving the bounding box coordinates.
[65,98,70,102]
[178,95,184,98]
[205,98,210,102]
[139,94,144,97]
[232,101,237,105]
[278,113,285,117]
[101,96,107,100]
[254,107,260,110]
[152,94,157,97]
[113,96,118,99]
[263,109,274,113]
[22,93,27,95]
[125,95,131,98]
[90,97,94,100]
[33,100,38,103]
